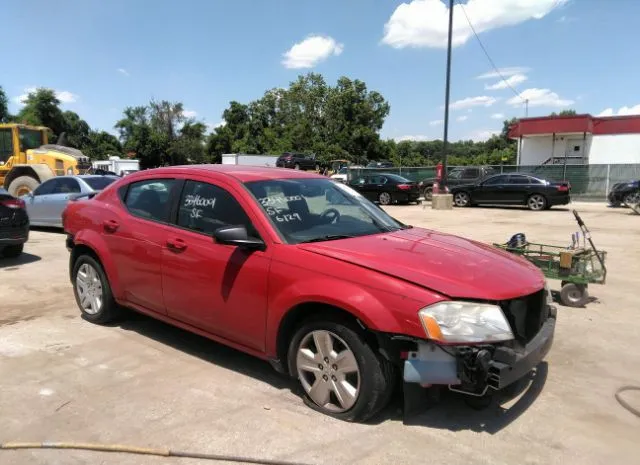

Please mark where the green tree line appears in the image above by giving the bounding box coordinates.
[1,78,577,169]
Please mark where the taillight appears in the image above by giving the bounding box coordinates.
[397,184,412,190]
[0,198,25,209]
[557,185,569,192]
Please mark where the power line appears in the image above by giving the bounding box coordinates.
[456,0,526,106]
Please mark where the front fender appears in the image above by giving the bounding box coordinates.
[73,229,123,300]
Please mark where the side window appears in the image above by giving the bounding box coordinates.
[483,175,509,186]
[462,168,480,179]
[177,180,253,235]
[52,178,81,193]
[0,129,13,163]
[124,179,175,222]
[508,175,531,185]
[33,178,60,196]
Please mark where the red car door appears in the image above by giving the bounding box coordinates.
[161,176,271,352]
[103,177,178,314]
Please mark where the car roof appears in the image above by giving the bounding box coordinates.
[124,165,326,183]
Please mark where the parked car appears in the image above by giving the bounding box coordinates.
[420,166,496,201]
[349,173,420,205]
[450,173,571,210]
[366,160,394,169]
[607,179,640,207]
[63,165,556,422]
[0,188,29,258]
[330,166,349,183]
[276,153,319,171]
[22,175,119,227]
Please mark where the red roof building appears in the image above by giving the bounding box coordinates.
[508,114,640,166]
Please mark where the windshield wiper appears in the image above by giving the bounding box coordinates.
[300,234,356,243]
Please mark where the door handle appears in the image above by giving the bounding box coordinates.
[103,219,119,233]
[166,238,187,252]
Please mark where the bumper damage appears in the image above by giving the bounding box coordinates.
[402,308,556,398]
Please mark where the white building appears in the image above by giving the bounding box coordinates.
[509,114,640,165]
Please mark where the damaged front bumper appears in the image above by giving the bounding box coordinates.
[403,309,556,396]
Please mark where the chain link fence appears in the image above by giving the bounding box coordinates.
[348,164,640,200]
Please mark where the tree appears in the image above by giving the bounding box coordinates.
[0,86,9,123]
[61,111,91,149]
[82,131,123,160]
[16,88,66,138]
[549,109,577,117]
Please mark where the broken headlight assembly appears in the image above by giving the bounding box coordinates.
[418,301,514,344]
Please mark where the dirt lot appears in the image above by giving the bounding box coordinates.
[1,202,639,465]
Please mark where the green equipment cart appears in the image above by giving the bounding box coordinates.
[494,210,607,308]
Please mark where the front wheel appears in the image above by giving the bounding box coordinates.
[378,192,392,205]
[623,191,640,207]
[527,194,547,211]
[423,186,433,201]
[294,163,301,170]
[2,244,23,258]
[288,319,395,422]
[560,282,589,307]
[453,191,470,207]
[8,175,40,197]
[72,255,121,324]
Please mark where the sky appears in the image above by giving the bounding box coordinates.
[4,0,640,143]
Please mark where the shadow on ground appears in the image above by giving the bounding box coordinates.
[114,311,547,434]
[30,226,66,234]
[0,252,41,269]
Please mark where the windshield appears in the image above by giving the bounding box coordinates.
[84,176,118,191]
[245,178,404,244]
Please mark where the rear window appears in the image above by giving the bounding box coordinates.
[84,177,118,191]
[385,174,411,183]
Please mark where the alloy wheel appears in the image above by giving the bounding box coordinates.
[296,330,361,413]
[378,192,391,205]
[528,194,546,211]
[454,192,469,207]
[75,263,103,315]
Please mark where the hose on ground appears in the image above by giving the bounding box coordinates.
[0,442,314,465]
[615,386,640,418]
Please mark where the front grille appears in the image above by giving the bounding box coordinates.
[500,289,548,344]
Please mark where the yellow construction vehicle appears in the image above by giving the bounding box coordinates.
[0,123,91,196]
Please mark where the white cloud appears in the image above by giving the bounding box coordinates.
[117,68,130,77]
[395,135,432,142]
[456,115,468,122]
[282,35,344,69]
[468,129,499,142]
[491,113,505,119]
[447,95,498,110]
[597,104,640,117]
[429,119,444,126]
[485,74,528,90]
[507,88,574,107]
[13,87,78,105]
[476,67,530,79]
[382,0,566,48]
[183,110,198,118]
[208,120,227,132]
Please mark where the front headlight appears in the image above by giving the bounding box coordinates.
[418,301,514,344]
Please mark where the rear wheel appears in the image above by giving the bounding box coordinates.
[72,254,121,324]
[423,186,433,201]
[560,282,589,307]
[288,319,395,422]
[378,192,392,205]
[623,192,640,206]
[453,191,470,207]
[8,176,40,197]
[294,163,301,170]
[527,194,547,211]
[2,244,23,258]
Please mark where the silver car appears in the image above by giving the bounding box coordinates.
[22,175,119,227]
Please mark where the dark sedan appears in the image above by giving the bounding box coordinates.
[608,180,640,207]
[0,188,29,258]
[349,173,420,205]
[276,153,319,171]
[450,173,571,211]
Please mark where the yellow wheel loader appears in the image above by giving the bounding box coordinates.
[0,124,91,196]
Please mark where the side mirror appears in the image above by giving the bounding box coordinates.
[213,225,265,251]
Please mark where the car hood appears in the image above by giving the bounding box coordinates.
[298,228,544,301]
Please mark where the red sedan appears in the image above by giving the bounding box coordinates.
[63,165,556,422]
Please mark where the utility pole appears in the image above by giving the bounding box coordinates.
[441,0,454,191]
[525,99,529,117]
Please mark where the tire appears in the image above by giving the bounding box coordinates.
[8,176,40,197]
[527,194,547,211]
[72,254,120,324]
[423,186,433,201]
[2,244,23,258]
[294,163,301,170]
[560,282,589,307]
[623,192,640,207]
[315,164,320,172]
[378,192,392,205]
[287,318,395,422]
[453,191,471,207]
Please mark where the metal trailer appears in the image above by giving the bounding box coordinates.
[494,210,607,308]
[221,153,280,168]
